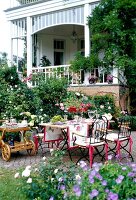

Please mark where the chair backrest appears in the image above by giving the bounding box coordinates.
[91,117,108,144]
[118,118,131,138]
[72,117,108,146]
[68,123,89,148]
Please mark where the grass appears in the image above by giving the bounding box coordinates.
[0,167,28,200]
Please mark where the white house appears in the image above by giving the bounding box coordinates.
[4,0,128,109]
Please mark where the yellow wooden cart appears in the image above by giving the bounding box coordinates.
[0,126,36,161]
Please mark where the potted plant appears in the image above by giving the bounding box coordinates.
[88,75,98,84]
[106,74,113,84]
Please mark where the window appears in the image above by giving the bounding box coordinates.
[54,40,65,65]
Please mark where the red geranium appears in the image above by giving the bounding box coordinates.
[67,106,78,113]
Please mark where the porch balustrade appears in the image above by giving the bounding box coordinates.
[31,65,114,87]
[31,65,82,87]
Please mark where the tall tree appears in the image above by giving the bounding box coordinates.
[88,0,136,113]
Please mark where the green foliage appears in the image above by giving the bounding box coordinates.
[119,115,136,131]
[88,0,136,113]
[19,150,79,200]
[88,0,136,79]
[0,66,40,120]
[0,52,8,68]
[70,52,100,73]
[18,150,136,200]
[0,65,118,122]
[91,94,116,117]
[33,77,68,117]
[39,55,51,67]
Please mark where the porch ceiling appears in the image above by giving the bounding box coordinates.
[37,24,84,37]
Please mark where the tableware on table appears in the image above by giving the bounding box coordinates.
[64,115,68,121]
[88,110,96,119]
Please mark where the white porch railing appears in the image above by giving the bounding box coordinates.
[31,65,82,87]
[30,65,116,87]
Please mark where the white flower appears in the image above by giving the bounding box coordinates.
[42,156,46,161]
[27,177,32,183]
[100,105,104,109]
[58,177,63,182]
[31,115,37,119]
[102,113,112,120]
[14,172,20,178]
[75,92,80,96]
[40,109,43,111]
[9,101,12,104]
[60,103,64,107]
[108,106,111,110]
[51,178,54,182]
[75,174,81,180]
[28,120,34,127]
[34,168,38,172]
[22,168,31,177]
[26,165,31,170]
[54,169,58,174]
[24,112,31,116]
[108,155,112,160]
[50,149,54,155]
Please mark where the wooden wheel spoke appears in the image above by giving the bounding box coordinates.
[2,144,11,161]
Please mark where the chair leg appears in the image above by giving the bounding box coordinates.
[33,136,39,152]
[116,139,134,162]
[89,146,94,168]
[105,143,108,161]
[116,140,121,159]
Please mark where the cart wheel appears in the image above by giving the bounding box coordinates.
[27,140,36,155]
[2,144,11,161]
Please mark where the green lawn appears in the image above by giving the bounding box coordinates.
[0,168,27,200]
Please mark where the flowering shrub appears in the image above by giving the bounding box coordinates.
[17,150,136,200]
[57,91,94,118]
[92,94,116,117]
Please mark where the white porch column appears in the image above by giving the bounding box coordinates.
[26,16,32,82]
[84,3,90,57]
[8,21,13,67]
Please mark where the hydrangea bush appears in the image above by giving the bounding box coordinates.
[16,150,136,200]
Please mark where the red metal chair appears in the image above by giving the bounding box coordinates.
[106,118,134,161]
[71,117,108,167]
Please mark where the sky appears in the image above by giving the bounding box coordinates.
[0,1,11,55]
